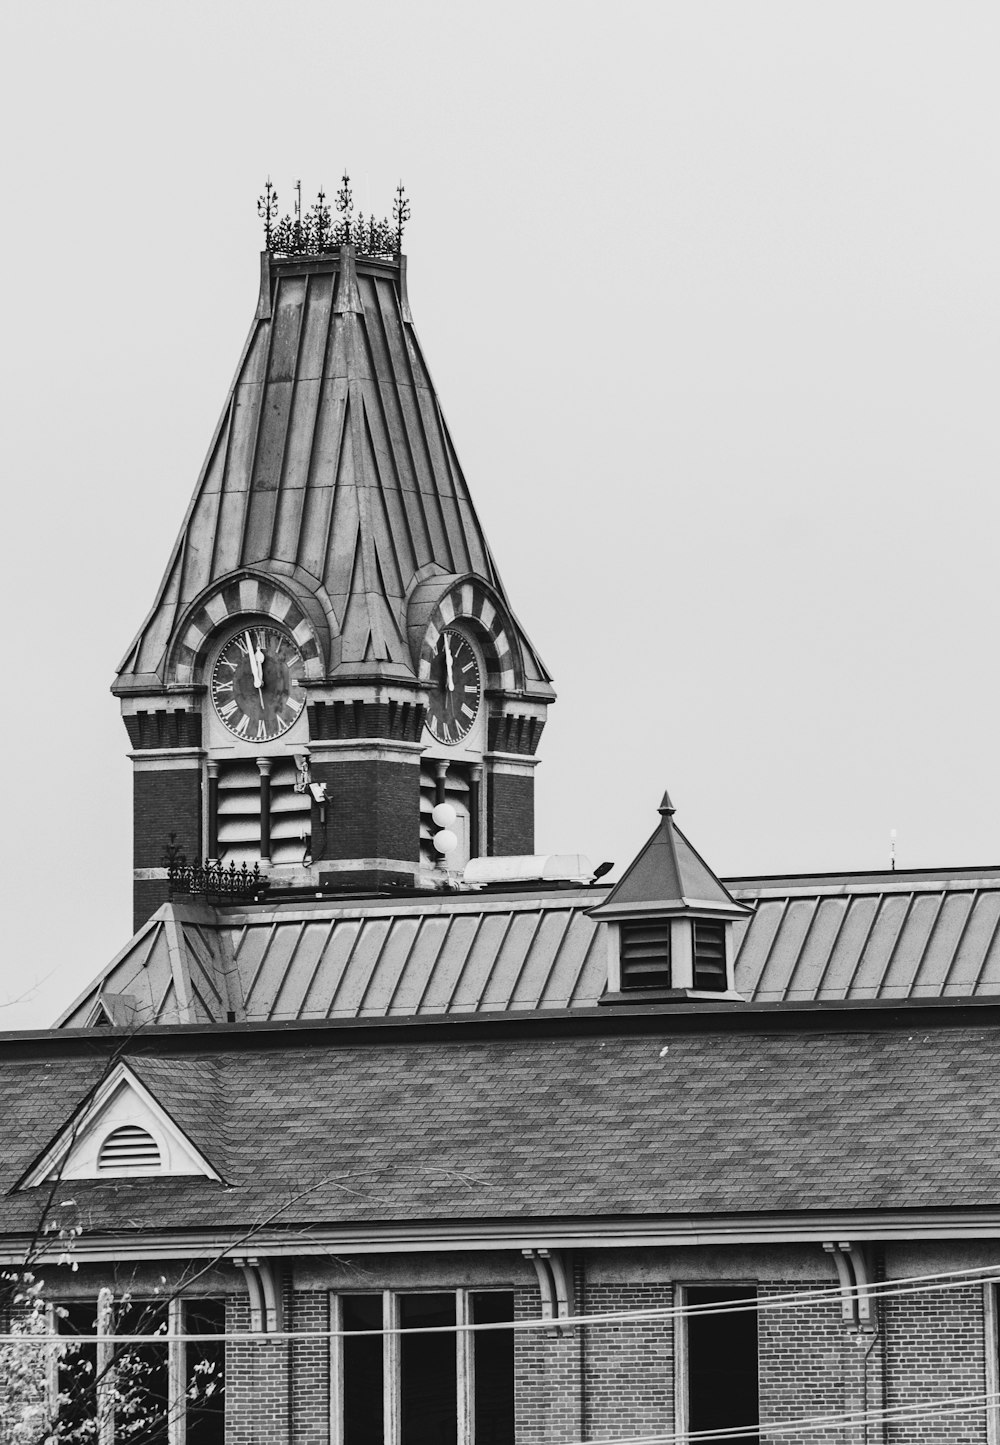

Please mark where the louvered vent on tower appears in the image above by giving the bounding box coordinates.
[419,761,472,871]
[217,758,311,866]
[97,1125,161,1175]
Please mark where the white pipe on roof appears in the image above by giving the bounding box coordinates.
[463,855,594,885]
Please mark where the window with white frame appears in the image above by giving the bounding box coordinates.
[332,1290,514,1445]
[52,1292,225,1445]
[675,1285,758,1444]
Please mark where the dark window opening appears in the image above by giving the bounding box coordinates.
[114,1298,170,1445]
[343,1295,385,1445]
[692,920,727,992]
[400,1293,457,1445]
[620,921,672,989]
[185,1299,226,1445]
[471,1292,514,1445]
[57,1301,98,1430]
[686,1287,758,1444]
[56,1297,224,1445]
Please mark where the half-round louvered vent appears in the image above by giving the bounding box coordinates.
[97,1125,161,1174]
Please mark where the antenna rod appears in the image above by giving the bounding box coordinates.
[890,828,897,872]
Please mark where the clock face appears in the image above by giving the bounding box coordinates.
[426,628,481,745]
[211,625,306,742]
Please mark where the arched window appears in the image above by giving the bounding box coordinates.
[97,1125,161,1174]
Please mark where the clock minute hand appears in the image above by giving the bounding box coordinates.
[444,633,454,692]
[244,630,263,689]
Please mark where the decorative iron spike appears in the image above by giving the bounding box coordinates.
[336,172,353,222]
[257,179,278,249]
[292,179,302,249]
[310,188,330,252]
[393,181,410,251]
[262,177,403,259]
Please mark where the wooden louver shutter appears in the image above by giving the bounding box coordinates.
[620,921,672,990]
[692,919,727,992]
[216,758,310,866]
[98,1125,161,1174]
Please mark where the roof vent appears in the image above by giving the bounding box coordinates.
[463,855,594,886]
[97,1125,161,1175]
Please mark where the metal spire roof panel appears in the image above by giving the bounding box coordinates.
[116,253,552,691]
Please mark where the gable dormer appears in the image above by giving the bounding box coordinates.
[589,790,752,1002]
[19,1062,221,1187]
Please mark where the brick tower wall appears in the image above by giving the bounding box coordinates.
[487,772,534,856]
[132,761,202,931]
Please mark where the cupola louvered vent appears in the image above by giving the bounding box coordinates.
[693,919,727,992]
[620,921,672,990]
[97,1125,161,1175]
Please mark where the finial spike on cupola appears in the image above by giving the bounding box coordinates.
[658,789,676,816]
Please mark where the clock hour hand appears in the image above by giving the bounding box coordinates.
[244,630,263,689]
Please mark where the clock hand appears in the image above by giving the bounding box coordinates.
[253,643,268,718]
[444,633,454,692]
[244,630,263,688]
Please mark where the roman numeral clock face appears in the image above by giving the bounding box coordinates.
[426,628,481,745]
[211,626,306,741]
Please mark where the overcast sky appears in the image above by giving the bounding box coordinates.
[2,1,998,1028]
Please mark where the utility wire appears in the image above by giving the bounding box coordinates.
[3,1260,1000,1345]
[555,1387,1000,1445]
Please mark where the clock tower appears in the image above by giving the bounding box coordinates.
[115,185,554,930]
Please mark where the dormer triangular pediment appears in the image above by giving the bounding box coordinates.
[19,1063,222,1189]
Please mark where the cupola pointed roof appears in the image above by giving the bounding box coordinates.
[589,789,752,921]
[115,244,553,696]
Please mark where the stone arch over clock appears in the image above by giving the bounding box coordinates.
[413,577,523,695]
[166,571,327,689]
[411,578,547,872]
[165,574,329,873]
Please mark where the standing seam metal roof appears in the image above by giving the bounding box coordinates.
[116,253,550,689]
[56,869,1000,1028]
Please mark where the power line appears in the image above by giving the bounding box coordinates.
[3,1259,1000,1344]
[557,1387,1000,1445]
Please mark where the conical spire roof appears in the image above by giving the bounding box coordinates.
[115,248,553,695]
[589,789,751,921]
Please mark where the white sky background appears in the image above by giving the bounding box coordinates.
[1,1,998,1028]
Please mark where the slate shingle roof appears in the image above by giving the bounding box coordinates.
[5,1009,1000,1240]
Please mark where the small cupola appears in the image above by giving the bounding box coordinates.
[589,790,751,1003]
